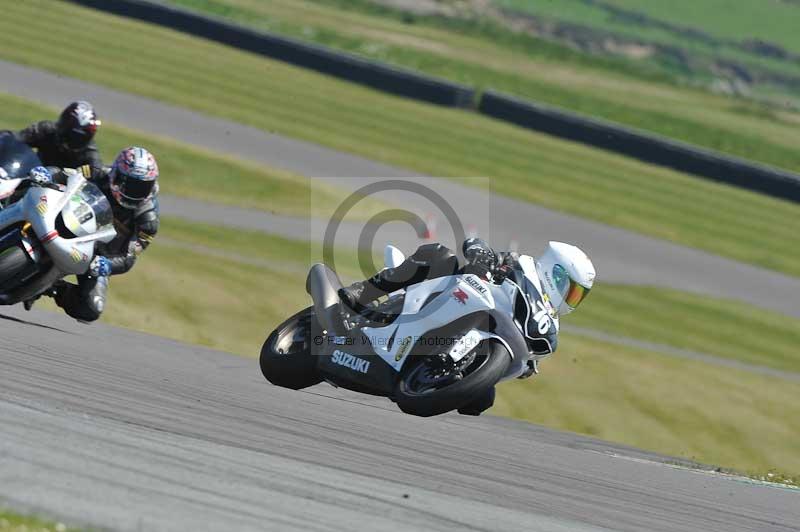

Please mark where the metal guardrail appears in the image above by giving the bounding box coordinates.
[479,91,800,202]
[67,0,800,202]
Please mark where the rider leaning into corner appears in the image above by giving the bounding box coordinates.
[16,101,105,180]
[24,147,160,322]
[339,237,596,415]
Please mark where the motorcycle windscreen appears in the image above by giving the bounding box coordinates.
[60,181,114,237]
[0,131,42,179]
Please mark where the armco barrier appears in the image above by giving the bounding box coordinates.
[479,91,800,202]
[66,0,475,108]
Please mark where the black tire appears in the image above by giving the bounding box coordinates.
[395,341,510,417]
[0,245,29,287]
[260,306,323,390]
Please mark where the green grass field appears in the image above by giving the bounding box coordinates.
[497,0,800,78]
[3,1,800,279]
[0,509,76,532]
[164,0,800,170]
[571,284,800,373]
[501,0,800,55]
[31,216,797,480]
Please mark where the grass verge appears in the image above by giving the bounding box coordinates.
[499,0,800,57]
[32,217,800,479]
[571,284,800,373]
[0,509,77,532]
[0,91,378,218]
[2,2,800,277]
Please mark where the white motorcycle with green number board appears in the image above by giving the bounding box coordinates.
[0,131,116,306]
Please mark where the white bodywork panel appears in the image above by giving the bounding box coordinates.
[0,178,23,202]
[0,172,116,276]
[362,273,528,379]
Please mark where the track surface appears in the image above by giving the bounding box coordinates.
[1,59,799,531]
[2,60,800,318]
[1,307,798,532]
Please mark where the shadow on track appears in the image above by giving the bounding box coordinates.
[0,312,73,334]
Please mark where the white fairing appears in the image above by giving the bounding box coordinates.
[362,273,531,381]
[517,253,560,334]
[0,178,22,202]
[0,171,116,278]
[383,245,406,269]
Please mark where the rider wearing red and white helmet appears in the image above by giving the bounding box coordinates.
[53,147,160,322]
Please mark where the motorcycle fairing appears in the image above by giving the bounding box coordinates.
[362,273,528,378]
[507,258,560,359]
[29,172,115,274]
[314,333,398,395]
[0,172,117,294]
[0,178,22,203]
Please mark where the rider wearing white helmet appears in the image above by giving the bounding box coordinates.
[341,238,595,320]
[534,241,595,316]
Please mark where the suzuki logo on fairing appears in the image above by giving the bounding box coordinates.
[331,350,370,374]
[464,275,487,294]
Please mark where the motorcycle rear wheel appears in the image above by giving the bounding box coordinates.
[395,341,509,417]
[260,306,323,390]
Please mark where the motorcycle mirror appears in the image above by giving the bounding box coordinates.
[384,245,406,269]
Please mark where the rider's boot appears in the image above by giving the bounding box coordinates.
[22,284,61,311]
[338,243,458,310]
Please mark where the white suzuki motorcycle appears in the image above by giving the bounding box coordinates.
[0,132,116,306]
[260,245,557,417]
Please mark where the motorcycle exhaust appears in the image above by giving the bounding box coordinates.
[305,263,346,336]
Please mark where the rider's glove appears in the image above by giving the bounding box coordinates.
[89,255,112,277]
[29,166,53,185]
[462,238,497,280]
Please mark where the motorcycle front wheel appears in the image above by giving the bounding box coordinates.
[0,244,29,287]
[394,341,510,417]
[260,306,323,390]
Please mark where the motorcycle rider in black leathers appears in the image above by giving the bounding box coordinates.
[34,147,160,322]
[16,101,104,180]
[339,238,510,311]
[339,237,595,415]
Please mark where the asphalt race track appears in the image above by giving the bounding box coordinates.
[2,60,800,318]
[2,58,800,530]
[1,306,798,532]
